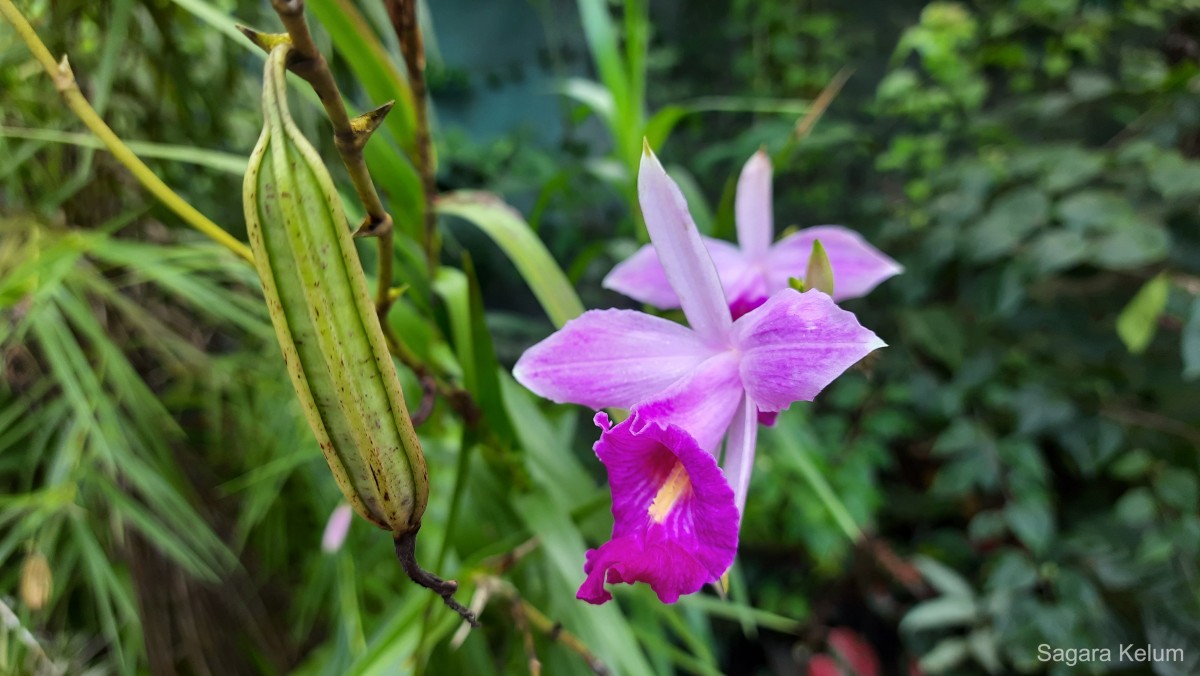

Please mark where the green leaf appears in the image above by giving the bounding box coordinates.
[1148,152,1200,200]
[1055,190,1133,232]
[576,0,630,129]
[900,307,966,368]
[557,77,617,128]
[437,191,584,328]
[965,187,1048,262]
[1028,229,1088,273]
[1116,487,1157,525]
[1155,468,1198,512]
[678,595,804,634]
[1091,219,1170,270]
[168,0,256,45]
[432,267,475,393]
[0,127,246,174]
[805,239,835,296]
[913,555,974,598]
[645,105,687,150]
[461,254,517,446]
[967,628,1003,674]
[1041,147,1104,193]
[1183,297,1200,380]
[1109,449,1153,480]
[919,637,970,673]
[901,595,979,632]
[1005,496,1054,555]
[1116,273,1170,353]
[985,550,1037,592]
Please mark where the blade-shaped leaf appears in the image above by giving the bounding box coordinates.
[437,192,584,328]
[1117,272,1170,353]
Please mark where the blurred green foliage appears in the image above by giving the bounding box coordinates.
[2,0,1199,675]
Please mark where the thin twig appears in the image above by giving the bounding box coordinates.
[381,329,481,427]
[244,0,397,321]
[793,66,853,142]
[473,576,610,676]
[449,584,493,648]
[512,598,542,676]
[480,537,540,575]
[384,0,439,269]
[394,531,480,626]
[0,0,253,263]
[861,536,925,596]
[519,598,609,675]
[1102,405,1200,447]
[410,374,437,425]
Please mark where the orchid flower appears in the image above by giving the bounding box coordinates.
[514,143,884,603]
[578,411,739,604]
[604,149,902,318]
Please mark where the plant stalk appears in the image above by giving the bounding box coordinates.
[259,0,397,321]
[384,0,439,269]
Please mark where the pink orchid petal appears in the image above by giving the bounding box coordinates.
[631,351,744,452]
[601,244,679,309]
[513,309,715,410]
[767,226,903,301]
[321,503,353,553]
[604,239,751,312]
[756,410,779,427]
[735,150,774,260]
[638,146,733,346]
[578,413,739,605]
[732,289,885,412]
[714,242,769,320]
[721,395,758,519]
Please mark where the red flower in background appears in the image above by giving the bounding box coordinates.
[807,628,881,676]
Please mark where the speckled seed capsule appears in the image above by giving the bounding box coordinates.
[243,44,428,537]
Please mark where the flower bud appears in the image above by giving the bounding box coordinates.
[20,550,51,611]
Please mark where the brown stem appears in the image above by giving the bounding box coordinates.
[517,599,609,675]
[410,374,437,426]
[394,530,479,627]
[480,537,540,575]
[384,0,439,269]
[255,1,397,317]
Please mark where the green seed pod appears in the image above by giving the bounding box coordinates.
[243,44,427,536]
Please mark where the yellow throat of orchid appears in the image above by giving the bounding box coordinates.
[647,462,691,523]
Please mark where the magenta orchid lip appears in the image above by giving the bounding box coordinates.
[514,145,888,604]
[577,412,739,605]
